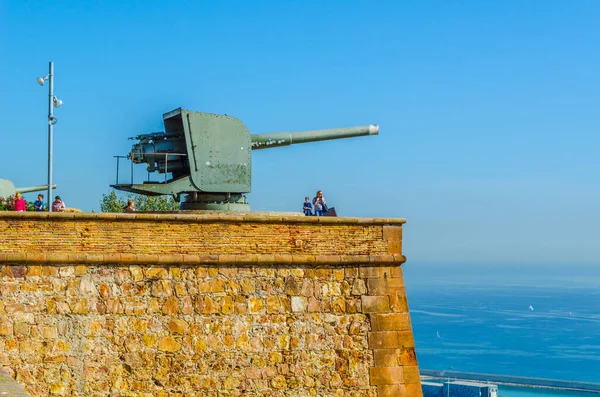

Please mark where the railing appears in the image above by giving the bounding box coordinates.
[113,153,188,185]
[420,369,600,393]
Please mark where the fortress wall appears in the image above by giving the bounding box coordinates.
[0,213,421,397]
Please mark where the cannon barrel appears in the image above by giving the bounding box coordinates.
[250,124,379,150]
[0,179,55,199]
[16,185,56,194]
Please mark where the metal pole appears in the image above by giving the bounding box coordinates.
[165,153,168,182]
[116,157,120,185]
[47,61,54,212]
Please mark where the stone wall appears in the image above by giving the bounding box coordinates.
[0,212,421,397]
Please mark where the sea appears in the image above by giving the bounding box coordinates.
[402,263,600,397]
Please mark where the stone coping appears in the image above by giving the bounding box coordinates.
[0,253,407,265]
[0,211,406,225]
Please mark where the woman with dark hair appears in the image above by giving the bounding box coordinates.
[312,190,327,216]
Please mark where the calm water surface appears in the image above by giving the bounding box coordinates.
[403,263,600,385]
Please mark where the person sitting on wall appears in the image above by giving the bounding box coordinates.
[312,190,328,216]
[303,196,313,216]
[51,196,66,212]
[124,200,136,212]
[13,192,26,212]
[34,194,45,212]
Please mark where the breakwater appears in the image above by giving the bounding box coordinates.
[421,370,600,394]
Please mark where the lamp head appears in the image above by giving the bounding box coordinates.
[37,75,49,86]
[53,96,63,108]
[48,115,57,125]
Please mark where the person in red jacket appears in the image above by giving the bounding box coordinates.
[13,192,26,212]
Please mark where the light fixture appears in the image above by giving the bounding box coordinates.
[37,75,49,86]
[48,115,57,125]
[53,96,63,108]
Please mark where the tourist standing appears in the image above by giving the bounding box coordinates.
[13,192,26,212]
[34,194,45,212]
[124,200,136,212]
[52,196,66,212]
[303,196,313,216]
[312,190,327,216]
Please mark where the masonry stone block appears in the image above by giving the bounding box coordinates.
[369,331,400,349]
[368,278,405,295]
[371,313,412,331]
[369,366,404,385]
[378,383,406,397]
[362,296,391,313]
[373,349,400,367]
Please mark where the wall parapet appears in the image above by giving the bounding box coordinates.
[0,212,405,265]
[0,212,407,225]
[0,253,406,265]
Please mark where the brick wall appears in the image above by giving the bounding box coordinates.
[0,212,421,397]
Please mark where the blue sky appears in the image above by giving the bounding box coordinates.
[1,1,599,264]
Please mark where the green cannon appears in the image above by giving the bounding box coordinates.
[0,179,54,199]
[111,108,379,211]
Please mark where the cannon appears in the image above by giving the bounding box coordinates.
[0,179,55,199]
[111,108,379,211]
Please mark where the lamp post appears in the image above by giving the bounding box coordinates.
[439,367,453,397]
[37,61,63,212]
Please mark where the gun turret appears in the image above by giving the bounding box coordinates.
[111,108,379,211]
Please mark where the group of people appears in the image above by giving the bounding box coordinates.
[12,193,66,212]
[303,190,328,216]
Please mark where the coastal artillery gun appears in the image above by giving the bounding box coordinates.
[0,179,54,199]
[111,108,379,211]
